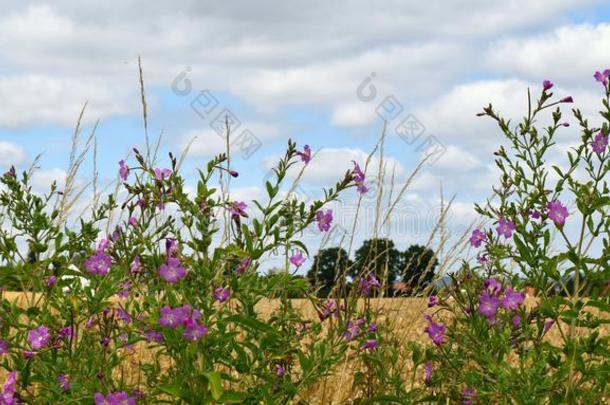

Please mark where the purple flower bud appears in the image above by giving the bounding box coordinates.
[297,145,312,164]
[542,80,554,91]
[424,362,433,383]
[289,252,306,268]
[46,275,57,287]
[361,339,378,350]
[214,287,231,303]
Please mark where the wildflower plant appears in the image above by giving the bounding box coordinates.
[423,73,610,403]
[0,138,375,403]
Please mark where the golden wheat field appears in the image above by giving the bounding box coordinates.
[3,292,605,404]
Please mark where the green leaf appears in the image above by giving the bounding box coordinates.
[204,371,223,401]
[218,391,247,403]
[158,383,185,399]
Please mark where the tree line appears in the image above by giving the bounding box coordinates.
[305,238,439,297]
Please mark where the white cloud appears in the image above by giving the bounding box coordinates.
[0,142,26,167]
[0,74,134,127]
[183,123,280,157]
[432,145,481,173]
[30,168,67,191]
[0,1,597,128]
[487,23,610,85]
[331,102,377,127]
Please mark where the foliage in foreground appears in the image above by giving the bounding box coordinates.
[0,69,609,404]
[419,73,610,404]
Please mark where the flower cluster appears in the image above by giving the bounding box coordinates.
[477,279,525,324]
[358,273,382,296]
[158,257,187,284]
[342,318,378,351]
[423,314,446,346]
[158,305,208,342]
[85,239,113,276]
[94,391,136,405]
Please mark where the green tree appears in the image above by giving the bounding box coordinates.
[350,238,401,294]
[306,247,351,297]
[400,244,438,294]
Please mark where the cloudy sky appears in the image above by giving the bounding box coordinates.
[1,1,609,267]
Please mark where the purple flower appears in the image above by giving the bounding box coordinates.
[543,319,554,334]
[158,306,184,329]
[46,275,57,287]
[367,323,378,332]
[236,257,250,276]
[462,386,476,405]
[484,278,502,295]
[130,256,141,274]
[428,295,438,308]
[290,252,306,268]
[117,282,131,299]
[58,326,73,339]
[352,161,368,195]
[100,336,111,347]
[58,374,70,392]
[343,320,360,341]
[542,80,554,91]
[182,323,208,341]
[502,287,525,310]
[495,217,515,238]
[546,200,569,226]
[115,307,131,324]
[275,364,286,377]
[315,209,333,232]
[358,273,382,296]
[144,329,164,343]
[0,340,8,355]
[228,169,239,178]
[119,160,130,181]
[592,132,609,154]
[529,209,541,219]
[28,325,51,350]
[229,201,248,220]
[214,287,231,303]
[165,239,178,257]
[97,238,110,253]
[154,167,172,181]
[297,145,312,164]
[319,299,339,321]
[594,69,610,86]
[512,314,521,327]
[1,371,17,405]
[361,339,378,350]
[477,254,488,265]
[424,315,446,346]
[85,252,112,276]
[469,229,486,248]
[478,291,500,322]
[560,96,573,103]
[23,351,35,359]
[127,216,137,227]
[159,257,187,284]
[424,362,433,383]
[94,391,136,405]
